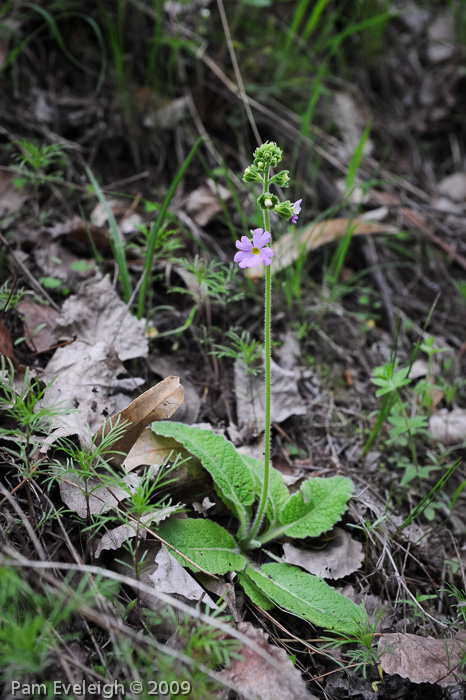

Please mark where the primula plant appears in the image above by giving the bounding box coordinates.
[151,143,368,636]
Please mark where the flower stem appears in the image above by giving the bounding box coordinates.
[244,169,272,547]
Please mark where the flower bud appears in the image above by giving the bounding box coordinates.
[274,200,293,220]
[270,170,290,187]
[258,192,279,210]
[243,166,263,183]
[253,141,283,168]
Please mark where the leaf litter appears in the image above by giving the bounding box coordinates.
[282,527,364,580]
[2,3,466,697]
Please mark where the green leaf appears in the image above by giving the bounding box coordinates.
[241,453,289,527]
[236,571,274,610]
[277,476,353,539]
[244,563,367,635]
[151,422,255,536]
[157,518,247,575]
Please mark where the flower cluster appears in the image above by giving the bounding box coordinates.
[235,142,301,269]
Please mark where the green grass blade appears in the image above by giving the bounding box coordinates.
[85,165,132,302]
[301,0,332,42]
[285,0,313,52]
[345,121,372,195]
[396,459,462,533]
[137,136,203,319]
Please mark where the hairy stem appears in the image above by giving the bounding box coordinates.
[244,169,272,546]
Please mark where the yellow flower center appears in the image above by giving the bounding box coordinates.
[252,247,261,256]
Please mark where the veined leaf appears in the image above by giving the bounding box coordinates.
[151,422,255,536]
[157,518,247,575]
[236,571,274,610]
[244,563,367,635]
[267,476,353,541]
[241,453,289,527]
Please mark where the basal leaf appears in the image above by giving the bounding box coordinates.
[278,476,353,539]
[236,571,274,610]
[157,518,247,575]
[241,453,289,527]
[151,422,255,536]
[244,563,367,635]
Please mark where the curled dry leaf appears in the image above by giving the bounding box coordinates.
[94,376,184,468]
[282,527,364,580]
[379,631,466,687]
[219,621,317,700]
[192,496,216,517]
[247,218,396,280]
[123,426,199,472]
[122,428,210,504]
[147,355,201,424]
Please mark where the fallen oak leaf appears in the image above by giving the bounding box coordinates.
[219,621,317,700]
[379,631,466,687]
[282,527,364,580]
[94,376,184,468]
[53,275,148,361]
[247,218,396,280]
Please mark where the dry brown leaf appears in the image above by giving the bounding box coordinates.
[0,319,15,360]
[147,355,201,424]
[192,496,216,517]
[94,377,184,467]
[219,621,317,700]
[53,275,148,361]
[184,178,231,227]
[57,471,139,519]
[429,408,466,445]
[196,576,242,623]
[18,299,59,353]
[122,428,210,503]
[95,507,181,557]
[247,218,396,280]
[438,172,466,203]
[0,171,28,217]
[148,545,217,608]
[122,426,199,473]
[332,90,373,157]
[379,631,466,687]
[427,11,456,63]
[234,356,306,431]
[282,527,364,580]
[41,341,135,447]
[48,215,112,252]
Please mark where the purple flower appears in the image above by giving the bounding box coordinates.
[291,199,302,224]
[234,228,274,269]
